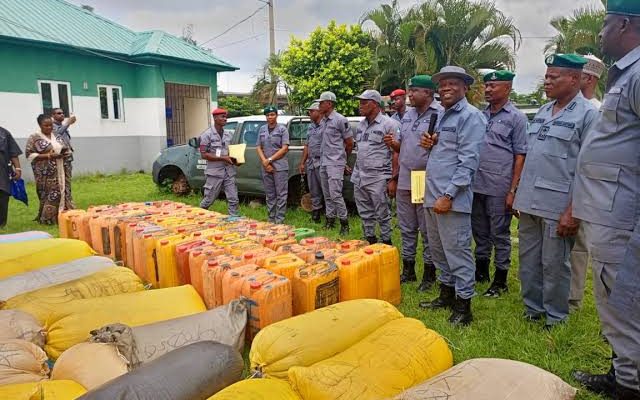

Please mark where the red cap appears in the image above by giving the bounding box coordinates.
[364,248,374,255]
[341,259,351,266]
[207,260,218,266]
[212,108,228,116]
[250,282,262,289]
[160,240,169,245]
[390,89,406,98]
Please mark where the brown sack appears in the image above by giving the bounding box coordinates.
[90,300,247,367]
[51,342,129,390]
[387,358,577,400]
[0,310,46,347]
[0,339,49,385]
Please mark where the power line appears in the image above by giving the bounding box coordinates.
[0,15,157,67]
[200,5,267,47]
[213,33,265,49]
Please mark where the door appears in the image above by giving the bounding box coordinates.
[184,98,209,142]
[235,120,267,195]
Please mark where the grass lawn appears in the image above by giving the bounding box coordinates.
[2,172,610,399]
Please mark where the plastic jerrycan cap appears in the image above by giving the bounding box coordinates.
[315,251,325,260]
[341,259,351,266]
[160,240,169,246]
[207,260,219,267]
[364,248,374,255]
[244,253,254,260]
[250,281,262,290]
[299,269,309,278]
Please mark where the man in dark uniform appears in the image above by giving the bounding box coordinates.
[571,1,640,398]
[389,89,408,122]
[471,70,527,297]
[0,126,22,227]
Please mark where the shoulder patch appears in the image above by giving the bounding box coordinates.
[552,121,576,129]
[567,102,577,111]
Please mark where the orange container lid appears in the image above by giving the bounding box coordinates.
[214,234,223,240]
[129,223,137,227]
[244,253,254,259]
[207,260,219,266]
[341,259,351,266]
[250,282,262,289]
[364,248,374,255]
[160,240,169,245]
[177,228,186,233]
[144,234,152,238]
[193,232,202,237]
[265,238,273,244]
[192,251,202,257]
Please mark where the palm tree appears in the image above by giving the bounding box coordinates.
[544,6,605,58]
[360,0,418,93]
[361,0,521,101]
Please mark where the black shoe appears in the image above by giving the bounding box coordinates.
[475,258,490,283]
[400,259,417,283]
[311,209,322,223]
[419,284,455,309]
[324,217,336,229]
[616,384,640,400]
[418,263,437,292]
[381,239,392,245]
[484,269,508,297]
[572,366,616,397]
[365,236,378,245]
[523,312,543,322]
[339,219,350,235]
[449,296,473,326]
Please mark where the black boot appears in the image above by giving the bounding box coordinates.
[449,296,473,326]
[400,259,417,283]
[381,239,392,245]
[418,263,437,292]
[616,384,640,400]
[311,209,322,223]
[324,217,335,229]
[475,258,490,283]
[339,219,350,235]
[484,268,508,297]
[419,284,455,309]
[572,365,616,397]
[365,236,378,245]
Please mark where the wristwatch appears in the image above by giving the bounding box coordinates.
[267,157,273,164]
[444,193,454,201]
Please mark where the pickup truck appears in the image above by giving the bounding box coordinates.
[152,115,363,208]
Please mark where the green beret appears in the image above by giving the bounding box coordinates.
[483,70,515,83]
[545,53,588,70]
[263,105,278,115]
[408,75,436,90]
[607,0,640,16]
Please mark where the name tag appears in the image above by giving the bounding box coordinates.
[532,118,545,124]
[609,87,623,94]
[215,149,221,157]
[552,121,576,129]
[441,126,456,132]
[537,126,550,140]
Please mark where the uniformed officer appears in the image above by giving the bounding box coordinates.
[298,101,324,223]
[569,54,606,311]
[389,89,408,122]
[513,54,597,329]
[571,2,640,397]
[418,66,486,326]
[256,105,290,224]
[385,75,442,291]
[351,89,397,245]
[471,70,528,297]
[199,108,239,216]
[316,91,354,235]
[581,54,606,108]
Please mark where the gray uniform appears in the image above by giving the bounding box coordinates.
[471,102,528,271]
[351,112,397,242]
[257,124,289,224]
[424,98,486,300]
[396,103,443,262]
[514,92,597,325]
[573,45,640,391]
[320,110,352,220]
[199,127,239,215]
[305,121,324,212]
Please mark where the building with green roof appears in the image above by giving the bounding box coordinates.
[0,0,238,177]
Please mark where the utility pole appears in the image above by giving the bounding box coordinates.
[268,0,275,56]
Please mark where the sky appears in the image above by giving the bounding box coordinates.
[70,0,604,94]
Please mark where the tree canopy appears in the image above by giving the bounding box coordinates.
[274,21,373,116]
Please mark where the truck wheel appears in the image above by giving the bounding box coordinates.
[287,175,305,207]
[171,173,191,195]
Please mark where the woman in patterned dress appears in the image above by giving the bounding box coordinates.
[25,114,74,224]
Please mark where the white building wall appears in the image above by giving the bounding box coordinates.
[1,92,168,179]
